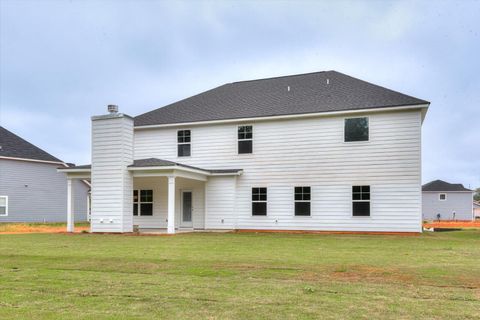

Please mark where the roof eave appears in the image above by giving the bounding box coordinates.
[134,103,430,130]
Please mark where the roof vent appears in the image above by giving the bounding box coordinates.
[326,79,330,85]
[107,104,118,114]
[287,85,290,92]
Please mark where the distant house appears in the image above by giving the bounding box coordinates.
[0,126,89,223]
[474,201,480,219]
[422,180,474,221]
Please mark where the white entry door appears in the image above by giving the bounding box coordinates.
[181,191,193,228]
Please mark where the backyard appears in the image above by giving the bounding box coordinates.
[0,230,479,319]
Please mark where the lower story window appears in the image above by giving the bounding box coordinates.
[252,187,267,216]
[0,196,8,216]
[352,185,370,216]
[133,190,153,216]
[295,187,311,216]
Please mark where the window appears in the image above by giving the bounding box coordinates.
[345,117,369,142]
[0,196,7,216]
[238,125,253,154]
[252,187,267,215]
[178,130,191,157]
[295,187,311,216]
[439,193,447,201]
[352,186,370,216]
[133,190,153,216]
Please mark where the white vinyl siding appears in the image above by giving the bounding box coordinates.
[91,115,134,232]
[134,109,423,232]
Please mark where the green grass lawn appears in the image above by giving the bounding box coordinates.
[0,231,479,319]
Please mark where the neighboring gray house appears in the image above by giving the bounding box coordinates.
[422,180,474,221]
[0,126,89,222]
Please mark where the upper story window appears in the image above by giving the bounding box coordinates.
[345,117,369,142]
[238,126,253,154]
[133,190,153,216]
[352,185,370,216]
[0,196,8,216]
[177,130,191,157]
[252,187,267,216]
[439,193,447,201]
[295,187,311,216]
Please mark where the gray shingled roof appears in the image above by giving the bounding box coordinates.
[0,126,63,163]
[422,180,472,192]
[64,158,242,174]
[134,71,429,126]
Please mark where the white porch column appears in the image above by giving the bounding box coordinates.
[67,178,74,232]
[167,176,176,234]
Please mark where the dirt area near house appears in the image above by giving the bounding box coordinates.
[423,220,480,229]
[0,223,89,234]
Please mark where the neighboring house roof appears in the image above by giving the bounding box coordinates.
[0,126,63,163]
[63,158,243,175]
[473,201,480,208]
[134,70,429,127]
[422,180,472,192]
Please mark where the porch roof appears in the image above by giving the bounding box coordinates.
[58,158,243,178]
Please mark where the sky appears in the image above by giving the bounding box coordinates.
[1,0,479,188]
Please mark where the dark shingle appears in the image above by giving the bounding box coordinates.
[129,158,242,174]
[0,126,63,162]
[134,71,429,126]
[422,180,472,192]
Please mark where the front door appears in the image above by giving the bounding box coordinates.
[181,191,193,228]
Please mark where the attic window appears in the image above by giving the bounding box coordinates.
[439,193,447,201]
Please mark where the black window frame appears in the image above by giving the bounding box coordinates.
[344,117,369,142]
[294,186,311,216]
[177,130,191,157]
[252,187,267,216]
[133,189,153,216]
[238,125,253,154]
[352,185,370,217]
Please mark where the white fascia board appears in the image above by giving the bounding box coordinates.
[1,156,66,166]
[128,165,242,177]
[134,104,430,130]
[210,170,243,176]
[57,168,92,173]
[128,165,210,176]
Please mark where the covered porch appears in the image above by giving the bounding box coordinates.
[58,158,242,234]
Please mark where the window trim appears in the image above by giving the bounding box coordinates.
[439,193,447,201]
[294,186,311,217]
[252,187,267,216]
[344,116,370,143]
[177,129,191,157]
[0,195,8,216]
[133,189,154,216]
[237,125,253,155]
[351,185,371,217]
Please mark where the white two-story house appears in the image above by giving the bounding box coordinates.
[60,71,429,234]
